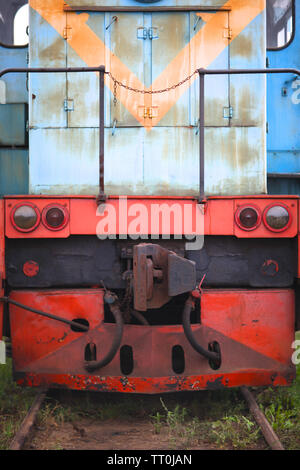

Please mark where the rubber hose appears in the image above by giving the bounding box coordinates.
[85,302,124,372]
[182,299,220,363]
[130,309,149,326]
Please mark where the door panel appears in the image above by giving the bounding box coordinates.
[29,8,67,128]
[66,12,105,128]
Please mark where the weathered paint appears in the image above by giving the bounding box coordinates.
[0,150,29,196]
[29,7,67,128]
[0,6,29,198]
[9,288,295,393]
[65,0,231,8]
[0,199,4,339]
[0,104,27,146]
[28,0,267,196]
[4,195,298,239]
[267,1,300,194]
[0,46,27,104]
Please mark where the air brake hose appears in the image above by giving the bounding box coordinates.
[182,297,221,363]
[84,293,124,372]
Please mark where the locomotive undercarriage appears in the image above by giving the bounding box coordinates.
[3,233,297,393]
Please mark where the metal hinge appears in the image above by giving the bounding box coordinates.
[64,99,74,112]
[223,27,232,39]
[139,106,159,119]
[223,106,233,119]
[63,26,72,40]
[137,27,159,40]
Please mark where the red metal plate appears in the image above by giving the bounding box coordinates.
[9,288,296,393]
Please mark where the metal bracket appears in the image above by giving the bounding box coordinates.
[63,26,72,40]
[223,106,233,119]
[223,27,232,39]
[64,99,74,112]
[137,27,148,39]
[149,27,159,39]
[137,27,159,40]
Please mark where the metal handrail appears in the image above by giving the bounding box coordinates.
[1,66,300,203]
[197,67,300,202]
[0,65,106,202]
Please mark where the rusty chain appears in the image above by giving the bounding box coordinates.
[107,70,199,103]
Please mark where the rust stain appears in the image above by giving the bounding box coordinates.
[29,0,266,131]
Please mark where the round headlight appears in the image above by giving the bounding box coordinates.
[11,203,40,232]
[42,204,69,230]
[235,205,261,231]
[263,204,291,232]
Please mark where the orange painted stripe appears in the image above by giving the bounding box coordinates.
[29,0,266,130]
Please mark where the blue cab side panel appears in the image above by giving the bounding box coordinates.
[267,1,300,195]
[0,37,28,196]
[0,149,29,196]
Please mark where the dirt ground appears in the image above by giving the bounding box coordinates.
[25,419,212,451]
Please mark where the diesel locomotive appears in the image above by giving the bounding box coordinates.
[0,0,299,393]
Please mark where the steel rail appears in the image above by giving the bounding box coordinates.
[9,388,48,450]
[241,386,285,451]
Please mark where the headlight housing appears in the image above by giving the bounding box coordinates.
[263,204,291,232]
[235,205,261,231]
[42,204,69,231]
[11,203,41,232]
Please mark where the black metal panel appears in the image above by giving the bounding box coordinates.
[5,236,297,289]
[187,237,296,288]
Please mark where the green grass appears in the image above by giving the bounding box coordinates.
[0,358,36,450]
[254,331,300,450]
[1,333,299,450]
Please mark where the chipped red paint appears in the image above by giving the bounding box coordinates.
[0,200,5,339]
[23,260,39,277]
[4,195,298,239]
[14,370,294,394]
[8,288,296,393]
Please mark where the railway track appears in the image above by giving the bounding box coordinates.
[9,386,284,451]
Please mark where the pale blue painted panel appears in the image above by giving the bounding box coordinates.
[230,12,266,127]
[143,126,266,196]
[29,128,144,195]
[29,8,67,128]
[0,46,27,103]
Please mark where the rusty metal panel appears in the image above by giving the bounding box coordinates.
[205,126,266,196]
[29,128,99,195]
[151,11,190,126]
[143,127,198,196]
[189,11,230,127]
[66,0,230,8]
[66,11,105,127]
[108,12,146,127]
[29,7,67,128]
[229,10,266,127]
